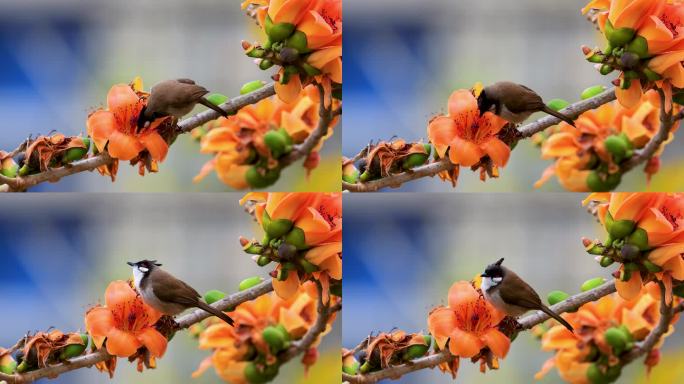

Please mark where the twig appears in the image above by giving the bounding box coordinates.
[343,89,616,192]
[0,281,274,384]
[342,281,617,383]
[0,84,276,192]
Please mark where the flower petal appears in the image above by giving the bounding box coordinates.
[136,327,168,358]
[105,328,141,357]
[448,136,483,167]
[105,280,137,316]
[480,137,510,167]
[275,73,303,103]
[139,131,169,162]
[86,110,117,153]
[427,116,458,158]
[615,270,643,301]
[427,307,457,350]
[84,307,115,348]
[615,78,643,109]
[447,281,479,310]
[480,328,510,358]
[107,130,143,161]
[273,268,301,300]
[448,328,483,358]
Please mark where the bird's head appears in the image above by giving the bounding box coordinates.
[127,260,162,278]
[481,258,505,286]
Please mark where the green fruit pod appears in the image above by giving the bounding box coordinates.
[0,359,17,374]
[342,360,360,375]
[204,289,226,305]
[241,80,265,95]
[264,130,287,158]
[604,327,627,351]
[245,166,281,189]
[581,277,606,292]
[599,64,615,75]
[244,362,269,384]
[262,326,286,352]
[403,344,429,360]
[239,276,263,291]
[0,163,18,178]
[586,362,608,384]
[547,290,570,305]
[59,334,88,360]
[402,153,429,170]
[604,135,628,162]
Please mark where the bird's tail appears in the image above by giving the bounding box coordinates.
[540,304,573,332]
[541,106,576,127]
[198,97,229,117]
[196,300,235,326]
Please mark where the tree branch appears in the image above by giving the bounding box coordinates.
[343,89,616,192]
[0,281,274,384]
[342,281,617,384]
[0,84,276,192]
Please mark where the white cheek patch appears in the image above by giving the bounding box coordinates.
[492,277,502,284]
[139,267,149,273]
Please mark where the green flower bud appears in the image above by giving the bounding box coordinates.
[264,130,287,158]
[206,93,228,105]
[284,227,307,250]
[624,262,640,272]
[620,244,641,261]
[422,144,432,155]
[297,258,319,273]
[359,170,372,182]
[587,53,606,63]
[246,166,280,189]
[587,243,606,255]
[673,284,684,298]
[609,219,636,239]
[547,98,570,111]
[547,290,570,305]
[605,365,622,382]
[402,153,429,170]
[673,92,684,105]
[278,47,300,63]
[623,70,640,80]
[258,59,274,70]
[643,68,663,81]
[600,64,615,75]
[241,80,265,95]
[268,22,296,42]
[403,344,429,360]
[600,256,615,267]
[625,36,649,59]
[16,360,28,373]
[642,260,663,273]
[587,171,621,192]
[0,163,18,178]
[244,243,264,255]
[244,362,269,384]
[0,358,17,374]
[257,255,271,266]
[330,282,342,297]
[239,276,263,291]
[301,62,322,76]
[63,146,89,163]
[262,326,287,352]
[285,30,309,53]
[359,361,374,374]
[620,77,632,90]
[604,327,628,351]
[581,85,607,100]
[581,277,606,292]
[332,88,342,100]
[277,267,289,281]
[342,164,360,184]
[246,47,266,58]
[59,334,88,360]
[620,268,632,282]
[604,20,636,46]
[342,359,360,375]
[586,363,608,384]
[266,219,293,239]
[204,290,226,305]
[604,135,628,162]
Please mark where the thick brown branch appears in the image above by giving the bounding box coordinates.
[342,281,617,383]
[0,84,276,192]
[343,89,616,192]
[0,281,274,384]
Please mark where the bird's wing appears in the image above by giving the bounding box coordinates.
[169,84,210,106]
[151,269,201,306]
[498,271,543,310]
[505,84,546,113]
[176,78,196,85]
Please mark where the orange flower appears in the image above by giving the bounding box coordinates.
[87,78,169,162]
[582,0,684,108]
[240,192,342,300]
[427,281,510,360]
[243,0,342,103]
[195,84,336,189]
[536,283,679,383]
[193,282,335,382]
[427,88,510,183]
[535,90,679,191]
[85,280,167,358]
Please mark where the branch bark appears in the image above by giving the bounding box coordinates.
[342,281,617,384]
[343,89,619,192]
[0,281,274,384]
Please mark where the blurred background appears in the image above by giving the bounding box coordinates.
[0,194,340,383]
[343,193,684,383]
[0,0,340,192]
[343,0,684,192]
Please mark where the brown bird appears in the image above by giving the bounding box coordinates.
[128,260,234,326]
[481,258,573,332]
[139,79,228,126]
[477,81,576,126]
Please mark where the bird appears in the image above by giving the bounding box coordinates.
[128,260,234,326]
[476,81,576,126]
[139,79,228,127]
[480,258,574,332]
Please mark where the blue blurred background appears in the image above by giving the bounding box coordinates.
[342,193,684,383]
[343,0,684,192]
[0,0,340,192]
[0,194,340,383]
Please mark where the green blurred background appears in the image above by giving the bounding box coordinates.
[343,193,684,383]
[0,0,340,192]
[0,194,340,383]
[343,0,684,192]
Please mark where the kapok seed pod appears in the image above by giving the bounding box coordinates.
[239,276,263,291]
[241,80,265,95]
[581,85,606,100]
[600,64,615,75]
[204,289,226,305]
[600,256,615,268]
[258,59,274,70]
[285,30,309,53]
[620,244,641,261]
[262,326,286,351]
[609,219,636,239]
[547,98,570,111]
[604,135,628,162]
[257,255,271,266]
[547,290,570,305]
[402,153,429,170]
[275,324,291,341]
[642,260,663,273]
[264,130,287,158]
[0,359,17,374]
[625,35,649,59]
[587,171,616,192]
[268,22,296,42]
[246,166,280,189]
[206,93,228,105]
[0,163,18,178]
[244,362,269,384]
[604,327,628,351]
[403,344,429,360]
[266,219,293,239]
[342,360,360,375]
[586,362,608,384]
[581,277,606,292]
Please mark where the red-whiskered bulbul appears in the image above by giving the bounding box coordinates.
[139,79,228,127]
[481,258,573,332]
[128,260,234,326]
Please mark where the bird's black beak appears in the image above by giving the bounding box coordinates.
[127,261,135,267]
[480,273,488,277]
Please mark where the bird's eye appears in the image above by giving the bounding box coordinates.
[139,267,149,273]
